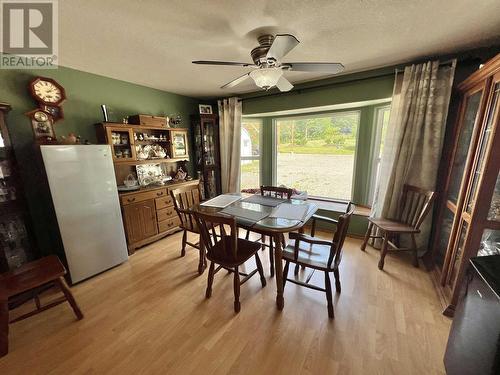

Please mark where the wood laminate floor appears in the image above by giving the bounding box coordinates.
[0,231,451,374]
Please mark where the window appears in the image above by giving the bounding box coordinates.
[274,111,360,200]
[240,119,261,190]
[368,106,390,204]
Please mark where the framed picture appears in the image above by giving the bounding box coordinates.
[171,130,189,159]
[199,104,213,115]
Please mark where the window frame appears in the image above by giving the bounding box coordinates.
[272,109,362,201]
[240,118,263,189]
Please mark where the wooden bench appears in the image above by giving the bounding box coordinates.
[0,256,83,357]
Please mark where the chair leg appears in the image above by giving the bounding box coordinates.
[56,277,83,320]
[361,222,373,251]
[254,253,267,287]
[181,229,187,257]
[269,237,275,277]
[333,268,341,293]
[261,235,267,251]
[280,234,286,248]
[294,263,300,276]
[283,261,290,290]
[198,239,206,275]
[233,266,241,313]
[325,272,334,319]
[205,262,215,298]
[311,218,316,237]
[411,233,419,268]
[378,232,389,270]
[245,230,250,240]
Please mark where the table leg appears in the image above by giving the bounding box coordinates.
[273,233,284,310]
[0,298,8,357]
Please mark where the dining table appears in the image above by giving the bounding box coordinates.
[191,193,318,310]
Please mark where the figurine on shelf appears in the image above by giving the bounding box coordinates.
[59,133,78,144]
[174,167,187,181]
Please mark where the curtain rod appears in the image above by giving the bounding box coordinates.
[239,59,456,103]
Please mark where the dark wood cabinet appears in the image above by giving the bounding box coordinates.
[430,54,500,316]
[0,103,38,272]
[191,114,221,199]
[444,256,500,375]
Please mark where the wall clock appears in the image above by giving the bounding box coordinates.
[29,77,66,107]
[25,109,56,141]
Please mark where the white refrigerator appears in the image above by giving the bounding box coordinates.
[41,145,128,283]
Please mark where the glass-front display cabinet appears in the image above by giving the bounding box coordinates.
[191,114,221,199]
[430,54,500,316]
[0,103,38,272]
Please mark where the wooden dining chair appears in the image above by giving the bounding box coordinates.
[194,211,266,313]
[360,184,436,270]
[294,201,352,276]
[1,256,83,357]
[282,204,354,318]
[170,185,206,275]
[244,185,293,277]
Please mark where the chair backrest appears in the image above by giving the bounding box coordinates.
[260,185,293,199]
[170,184,201,232]
[194,211,238,259]
[328,203,354,269]
[396,184,436,229]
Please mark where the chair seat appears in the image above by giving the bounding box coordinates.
[0,256,65,299]
[283,241,334,270]
[207,237,261,267]
[368,218,420,233]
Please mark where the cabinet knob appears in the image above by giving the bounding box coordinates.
[157,191,164,196]
[127,197,136,202]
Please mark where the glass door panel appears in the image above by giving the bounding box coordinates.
[436,208,455,268]
[448,221,468,288]
[447,91,483,204]
[488,171,500,221]
[466,83,499,213]
[107,128,134,161]
[202,120,216,166]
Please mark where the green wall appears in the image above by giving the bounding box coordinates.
[0,66,199,259]
[242,69,395,115]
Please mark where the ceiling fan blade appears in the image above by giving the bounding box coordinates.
[275,76,293,92]
[285,62,345,73]
[193,60,256,67]
[221,73,251,89]
[266,34,300,62]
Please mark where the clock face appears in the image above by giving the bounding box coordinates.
[34,111,48,122]
[33,79,63,103]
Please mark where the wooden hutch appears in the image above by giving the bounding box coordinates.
[429,54,500,316]
[96,122,198,254]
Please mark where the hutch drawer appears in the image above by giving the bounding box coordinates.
[155,195,174,210]
[157,206,177,222]
[158,217,180,232]
[121,188,167,205]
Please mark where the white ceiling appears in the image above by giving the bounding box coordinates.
[59,0,500,98]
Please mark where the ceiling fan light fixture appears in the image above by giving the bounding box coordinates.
[249,68,283,90]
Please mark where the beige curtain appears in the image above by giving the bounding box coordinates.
[218,97,242,193]
[372,59,456,249]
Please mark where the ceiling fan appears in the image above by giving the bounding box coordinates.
[193,34,344,92]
